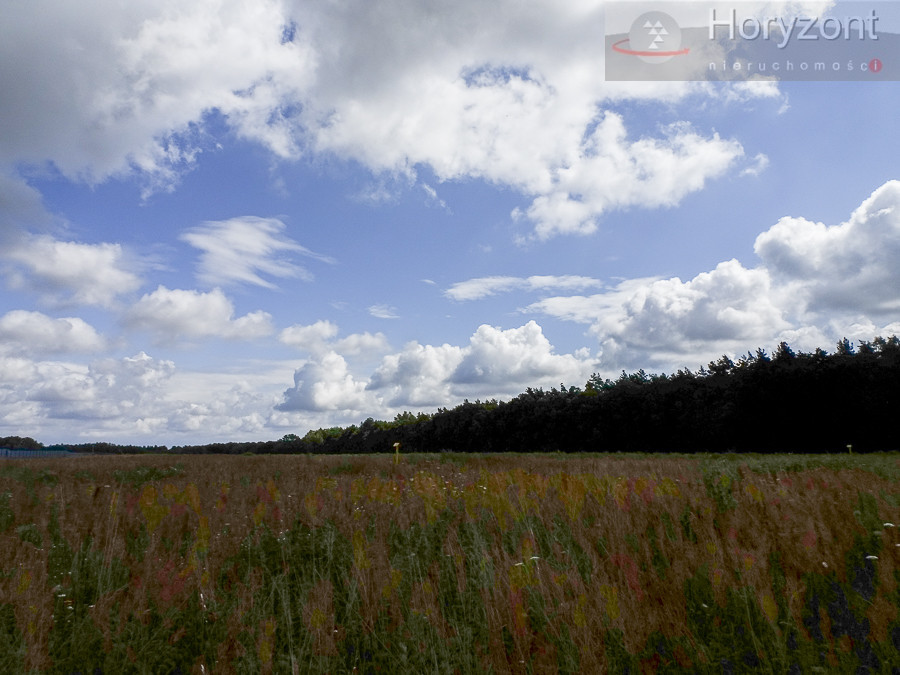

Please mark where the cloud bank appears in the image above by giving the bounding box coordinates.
[524,181,900,371]
[1,0,767,238]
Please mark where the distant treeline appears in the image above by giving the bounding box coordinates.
[0,438,167,456]
[5,337,899,455]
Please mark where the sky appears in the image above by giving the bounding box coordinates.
[1,0,899,446]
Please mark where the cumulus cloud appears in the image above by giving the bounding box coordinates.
[526,263,797,372]
[453,321,595,388]
[3,235,142,307]
[276,321,597,413]
[279,320,340,352]
[524,180,900,373]
[277,351,373,412]
[368,342,465,407]
[161,374,283,437]
[0,0,767,236]
[334,332,391,356]
[445,274,604,301]
[0,0,314,189]
[181,216,334,288]
[754,180,900,315]
[368,321,597,407]
[125,286,273,342]
[279,320,390,357]
[512,116,743,239]
[3,351,175,424]
[0,350,302,443]
[0,311,106,356]
[291,1,760,238]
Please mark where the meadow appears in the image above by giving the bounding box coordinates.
[1,451,899,673]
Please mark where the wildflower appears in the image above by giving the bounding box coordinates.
[822,562,828,567]
[884,523,895,528]
[865,555,878,560]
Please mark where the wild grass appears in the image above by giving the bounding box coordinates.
[1,452,899,673]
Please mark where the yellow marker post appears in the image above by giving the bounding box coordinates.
[393,442,401,465]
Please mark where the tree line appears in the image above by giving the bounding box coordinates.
[4,337,898,455]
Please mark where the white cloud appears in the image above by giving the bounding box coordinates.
[277,351,373,412]
[334,332,391,356]
[453,321,596,389]
[524,180,900,373]
[369,304,400,319]
[276,321,598,414]
[292,3,755,239]
[754,180,900,315]
[445,274,605,301]
[181,216,334,288]
[162,375,278,437]
[2,351,175,425]
[0,0,314,189]
[3,235,142,307]
[279,320,340,352]
[0,351,303,443]
[0,311,105,356]
[527,262,798,372]
[0,0,767,236]
[125,286,273,342]
[512,116,743,239]
[369,342,465,407]
[369,321,597,406]
[280,320,390,357]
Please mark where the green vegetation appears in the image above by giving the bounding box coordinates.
[1,452,899,672]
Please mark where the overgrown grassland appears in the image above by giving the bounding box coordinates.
[2,452,900,673]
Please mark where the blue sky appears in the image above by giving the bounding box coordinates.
[1,0,899,445]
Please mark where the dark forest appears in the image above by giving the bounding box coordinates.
[4,336,898,456]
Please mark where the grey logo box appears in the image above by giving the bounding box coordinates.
[605,1,900,81]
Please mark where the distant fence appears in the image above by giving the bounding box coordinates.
[0,448,73,459]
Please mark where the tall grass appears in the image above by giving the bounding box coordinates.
[1,452,899,672]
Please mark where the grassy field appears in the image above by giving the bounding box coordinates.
[1,451,899,673]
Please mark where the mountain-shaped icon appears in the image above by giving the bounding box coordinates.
[644,20,669,49]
